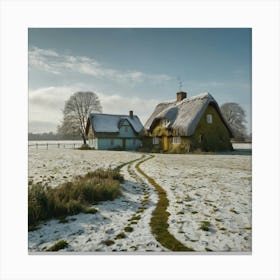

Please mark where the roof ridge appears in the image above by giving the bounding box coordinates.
[90,112,139,118]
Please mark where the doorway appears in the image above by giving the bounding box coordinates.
[122,138,126,150]
[162,136,168,151]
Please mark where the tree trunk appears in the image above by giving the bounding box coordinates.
[82,135,87,145]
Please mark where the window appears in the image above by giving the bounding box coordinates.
[124,126,128,132]
[199,134,204,143]
[152,137,159,145]
[206,114,212,124]
[110,139,114,146]
[173,137,181,144]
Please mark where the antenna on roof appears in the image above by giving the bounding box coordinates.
[177,77,183,91]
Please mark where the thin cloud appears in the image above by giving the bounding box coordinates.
[28,46,172,84]
[29,86,160,133]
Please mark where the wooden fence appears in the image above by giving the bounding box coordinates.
[28,143,80,150]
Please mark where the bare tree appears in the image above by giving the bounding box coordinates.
[221,102,247,140]
[58,91,102,144]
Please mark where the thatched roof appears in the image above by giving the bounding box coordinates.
[87,113,143,135]
[145,92,233,137]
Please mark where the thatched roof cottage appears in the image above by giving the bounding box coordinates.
[144,91,233,152]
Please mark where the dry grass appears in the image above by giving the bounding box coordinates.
[28,168,123,227]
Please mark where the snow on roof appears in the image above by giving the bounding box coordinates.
[89,113,143,134]
[145,92,232,136]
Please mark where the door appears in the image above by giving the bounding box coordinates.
[162,136,168,151]
[122,138,126,150]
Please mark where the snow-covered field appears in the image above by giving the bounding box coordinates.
[28,147,251,253]
[140,154,252,252]
[28,148,140,187]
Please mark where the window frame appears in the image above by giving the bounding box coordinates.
[152,137,159,145]
[173,136,181,144]
[206,114,213,124]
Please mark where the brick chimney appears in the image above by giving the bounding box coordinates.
[129,110,133,119]
[176,91,187,102]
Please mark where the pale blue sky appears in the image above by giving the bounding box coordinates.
[28,28,251,133]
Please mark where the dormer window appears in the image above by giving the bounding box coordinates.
[206,114,212,124]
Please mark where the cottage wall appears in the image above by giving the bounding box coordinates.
[87,118,142,151]
[119,120,136,138]
[190,104,232,151]
[97,137,141,150]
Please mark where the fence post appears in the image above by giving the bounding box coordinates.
[74,144,75,149]
[36,143,38,150]
[46,143,48,150]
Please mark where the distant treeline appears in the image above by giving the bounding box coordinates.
[28,132,81,141]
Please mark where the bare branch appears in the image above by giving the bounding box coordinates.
[57,91,102,144]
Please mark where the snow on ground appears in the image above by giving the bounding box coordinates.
[28,151,164,252]
[140,154,252,252]
[28,147,252,252]
[28,148,140,187]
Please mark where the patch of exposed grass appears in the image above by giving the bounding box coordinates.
[115,232,126,239]
[137,207,145,214]
[205,247,213,252]
[129,215,141,221]
[28,168,123,226]
[102,240,115,246]
[136,155,194,252]
[124,226,134,232]
[191,211,198,214]
[46,240,68,251]
[200,221,211,231]
[230,208,239,214]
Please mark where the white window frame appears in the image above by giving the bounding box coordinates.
[173,136,181,144]
[206,114,213,124]
[152,137,159,145]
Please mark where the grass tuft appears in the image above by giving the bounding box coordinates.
[102,240,115,246]
[124,226,134,232]
[46,240,68,251]
[115,232,126,239]
[200,221,211,231]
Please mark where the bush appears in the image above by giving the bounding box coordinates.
[28,168,123,227]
